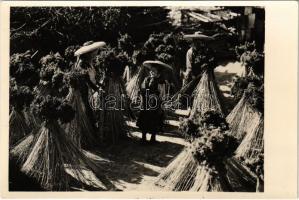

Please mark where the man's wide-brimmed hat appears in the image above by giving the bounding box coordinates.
[183,31,215,41]
[143,60,173,72]
[74,41,106,56]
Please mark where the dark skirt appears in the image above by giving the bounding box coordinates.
[137,108,164,133]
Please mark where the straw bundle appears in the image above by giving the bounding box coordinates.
[155,128,238,191]
[23,107,41,131]
[225,157,257,191]
[226,93,261,140]
[154,145,199,191]
[126,66,146,103]
[98,77,129,144]
[19,121,108,191]
[189,70,224,121]
[10,96,111,191]
[65,88,97,148]
[9,109,30,146]
[10,85,34,146]
[235,117,264,160]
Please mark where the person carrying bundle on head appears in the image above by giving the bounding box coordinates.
[183,32,216,86]
[172,32,217,109]
[73,41,106,126]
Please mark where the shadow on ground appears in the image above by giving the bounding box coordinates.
[91,137,184,186]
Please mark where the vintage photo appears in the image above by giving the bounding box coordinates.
[8,6,265,192]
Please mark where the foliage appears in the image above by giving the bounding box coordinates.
[244,83,264,113]
[235,41,264,76]
[10,85,34,111]
[192,129,239,169]
[94,46,129,77]
[39,52,68,71]
[201,110,229,131]
[179,111,229,141]
[231,75,263,103]
[31,95,74,123]
[10,7,171,54]
[39,66,55,82]
[10,50,40,88]
[192,46,218,71]
[179,117,200,139]
[118,33,134,56]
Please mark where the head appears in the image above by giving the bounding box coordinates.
[192,40,205,50]
[79,41,100,63]
[149,67,159,78]
[132,50,145,66]
[80,49,99,63]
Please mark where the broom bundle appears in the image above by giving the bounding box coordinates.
[242,152,264,192]
[10,95,111,191]
[9,85,34,146]
[155,112,238,191]
[94,49,131,145]
[154,145,199,191]
[227,82,263,140]
[226,94,260,140]
[189,70,224,122]
[22,107,42,131]
[9,109,31,147]
[64,87,97,148]
[155,128,238,191]
[10,50,40,88]
[126,66,146,103]
[97,77,129,145]
[235,117,264,161]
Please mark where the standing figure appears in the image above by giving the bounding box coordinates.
[137,61,171,143]
[73,41,105,126]
[183,32,215,86]
[95,50,131,145]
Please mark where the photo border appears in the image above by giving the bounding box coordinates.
[0,1,297,198]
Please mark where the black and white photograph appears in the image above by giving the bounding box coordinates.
[7,4,268,193]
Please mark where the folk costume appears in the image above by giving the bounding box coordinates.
[136,61,173,143]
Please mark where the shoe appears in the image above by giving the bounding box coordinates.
[149,139,158,144]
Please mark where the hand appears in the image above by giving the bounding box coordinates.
[93,91,99,99]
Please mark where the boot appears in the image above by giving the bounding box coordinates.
[141,132,147,144]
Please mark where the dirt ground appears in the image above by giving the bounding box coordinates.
[82,120,187,191]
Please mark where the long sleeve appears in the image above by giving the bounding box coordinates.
[185,48,193,76]
[183,48,193,85]
[85,74,99,91]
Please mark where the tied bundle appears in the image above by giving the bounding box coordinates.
[178,117,200,140]
[64,45,80,69]
[36,64,69,98]
[10,95,112,191]
[39,52,67,71]
[125,66,146,103]
[188,129,238,192]
[64,71,98,148]
[189,70,225,121]
[155,112,235,191]
[10,50,40,88]
[94,48,131,145]
[234,115,263,161]
[243,152,264,192]
[9,85,34,146]
[226,81,263,140]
